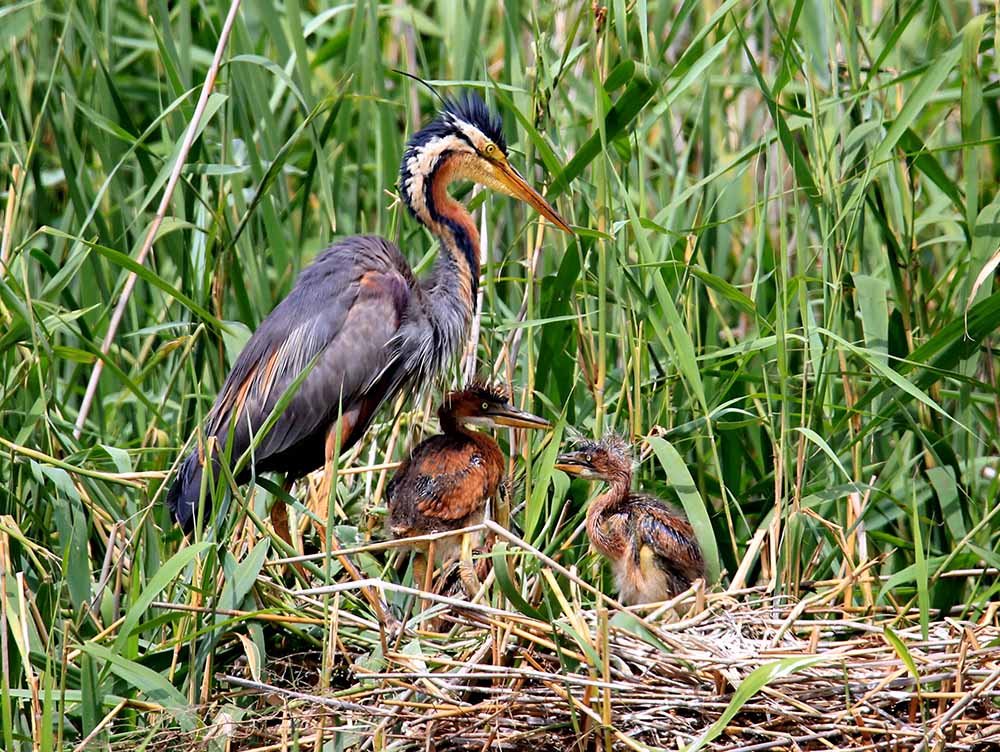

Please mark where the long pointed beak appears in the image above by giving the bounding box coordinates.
[554,453,588,475]
[489,405,552,430]
[497,162,574,235]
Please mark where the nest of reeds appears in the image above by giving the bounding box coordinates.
[123,563,1000,752]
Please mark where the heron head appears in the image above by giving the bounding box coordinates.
[399,93,572,234]
[555,435,633,481]
[441,382,552,430]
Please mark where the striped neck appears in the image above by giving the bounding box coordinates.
[426,155,480,302]
[400,138,481,303]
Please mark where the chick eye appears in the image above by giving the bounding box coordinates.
[585,454,592,463]
[482,402,489,410]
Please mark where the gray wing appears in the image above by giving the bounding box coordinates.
[206,236,415,471]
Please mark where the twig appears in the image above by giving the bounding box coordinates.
[217,674,387,714]
[0,436,144,488]
[72,699,127,752]
[270,523,489,565]
[1,165,20,269]
[914,665,1000,752]
[294,578,519,621]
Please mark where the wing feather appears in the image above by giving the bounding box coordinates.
[389,436,502,524]
[634,500,705,583]
[206,236,414,473]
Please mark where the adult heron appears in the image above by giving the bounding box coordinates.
[167,93,572,530]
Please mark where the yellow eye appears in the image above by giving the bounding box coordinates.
[482,402,489,410]
[585,454,592,463]
[484,143,497,157]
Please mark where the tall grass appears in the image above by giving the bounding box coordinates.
[1,0,999,746]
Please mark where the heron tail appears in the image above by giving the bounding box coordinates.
[166,450,214,531]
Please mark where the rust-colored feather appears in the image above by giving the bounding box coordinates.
[412,437,502,521]
[388,432,504,536]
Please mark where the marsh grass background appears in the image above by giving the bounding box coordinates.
[2,0,1000,747]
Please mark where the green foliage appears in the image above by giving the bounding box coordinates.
[1,0,999,746]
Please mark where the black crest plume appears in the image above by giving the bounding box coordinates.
[443,92,507,154]
[403,92,507,157]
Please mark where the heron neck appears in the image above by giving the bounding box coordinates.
[586,473,631,559]
[396,152,481,388]
[437,407,463,434]
[424,156,481,308]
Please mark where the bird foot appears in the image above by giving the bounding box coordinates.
[472,547,493,583]
[458,558,481,598]
[377,601,406,640]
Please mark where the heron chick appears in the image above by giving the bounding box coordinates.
[556,436,705,605]
[387,383,551,596]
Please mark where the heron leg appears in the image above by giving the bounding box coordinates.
[272,493,293,548]
[409,545,430,626]
[423,539,436,593]
[458,532,481,597]
[495,473,513,529]
[271,477,307,578]
[474,531,495,583]
[310,473,330,550]
[411,549,428,597]
[309,410,358,547]
[316,423,400,636]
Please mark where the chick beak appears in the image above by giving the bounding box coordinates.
[554,453,589,475]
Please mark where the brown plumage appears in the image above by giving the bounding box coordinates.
[388,383,550,593]
[556,436,705,605]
